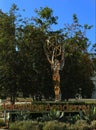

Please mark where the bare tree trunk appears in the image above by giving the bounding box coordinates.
[52,68,61,101]
[44,35,64,101]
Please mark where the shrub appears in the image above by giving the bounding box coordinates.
[43,121,67,130]
[9,120,94,130]
[73,120,90,130]
[9,122,21,130]
[0,119,5,127]
[90,120,96,130]
[9,121,24,130]
[21,121,39,130]
[9,121,41,130]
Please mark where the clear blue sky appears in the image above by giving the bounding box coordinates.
[0,0,96,49]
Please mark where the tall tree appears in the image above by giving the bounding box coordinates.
[44,33,64,101]
[61,14,95,99]
[0,6,17,104]
[33,7,65,101]
[0,5,95,103]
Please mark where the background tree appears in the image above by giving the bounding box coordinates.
[16,24,51,98]
[61,14,94,99]
[0,5,18,104]
[0,5,95,103]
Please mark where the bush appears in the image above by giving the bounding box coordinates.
[90,120,96,130]
[21,121,39,130]
[43,121,67,130]
[72,120,90,130]
[10,120,96,130]
[9,121,41,130]
[9,121,24,130]
[0,119,5,127]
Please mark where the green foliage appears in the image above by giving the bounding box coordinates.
[90,120,96,129]
[33,7,58,31]
[36,7,53,19]
[0,119,5,127]
[73,14,78,23]
[9,120,92,130]
[10,121,42,130]
[72,120,89,130]
[87,105,96,122]
[60,14,95,99]
[43,121,66,130]
[48,110,61,120]
[0,4,95,102]
[36,110,61,122]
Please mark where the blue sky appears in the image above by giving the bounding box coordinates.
[0,0,96,50]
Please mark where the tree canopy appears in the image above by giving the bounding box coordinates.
[0,4,95,103]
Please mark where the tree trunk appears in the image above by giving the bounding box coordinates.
[10,95,15,105]
[52,70,61,101]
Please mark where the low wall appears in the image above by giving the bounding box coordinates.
[1,100,95,113]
